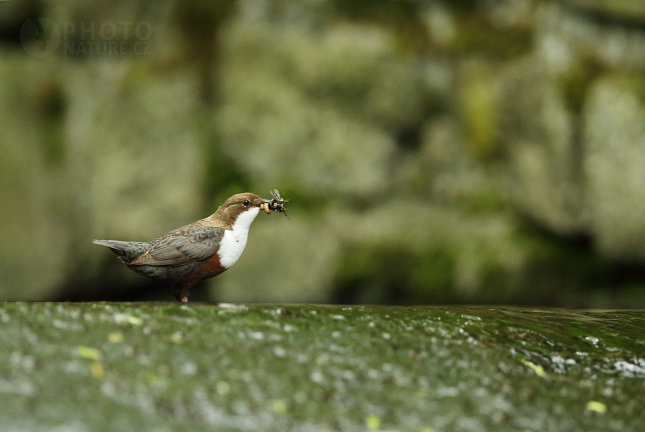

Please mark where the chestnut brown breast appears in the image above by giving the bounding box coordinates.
[199,250,226,278]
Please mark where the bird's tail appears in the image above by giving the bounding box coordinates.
[93,239,150,262]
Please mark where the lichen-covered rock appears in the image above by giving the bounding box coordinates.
[214,213,340,303]
[498,57,583,235]
[564,0,645,22]
[322,200,537,304]
[5,0,645,304]
[65,61,206,286]
[536,1,645,70]
[215,17,423,198]
[583,75,645,260]
[458,62,500,160]
[399,116,491,203]
[0,53,70,300]
[0,1,212,299]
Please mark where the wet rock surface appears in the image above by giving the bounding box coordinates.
[1,302,643,431]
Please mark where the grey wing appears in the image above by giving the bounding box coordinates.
[129,226,225,266]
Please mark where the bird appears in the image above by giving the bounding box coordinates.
[93,192,280,303]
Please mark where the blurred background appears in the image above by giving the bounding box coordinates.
[2,0,645,307]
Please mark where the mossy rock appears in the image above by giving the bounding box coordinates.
[565,0,645,23]
[1,302,644,431]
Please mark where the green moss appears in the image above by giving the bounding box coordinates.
[35,82,66,166]
[617,73,645,106]
[559,56,605,115]
[408,247,456,302]
[569,0,645,23]
[173,0,235,54]
[328,0,430,54]
[1,302,644,431]
[461,186,509,214]
[509,224,612,304]
[334,243,416,304]
[453,14,532,59]
[204,143,251,210]
[333,215,645,307]
[173,0,237,103]
[334,241,460,305]
[459,67,501,160]
[329,0,418,21]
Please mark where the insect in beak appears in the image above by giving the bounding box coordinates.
[264,189,289,218]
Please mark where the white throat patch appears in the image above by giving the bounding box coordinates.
[217,207,260,269]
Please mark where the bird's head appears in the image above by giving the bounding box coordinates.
[212,193,268,230]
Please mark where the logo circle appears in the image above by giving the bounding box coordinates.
[20,18,61,58]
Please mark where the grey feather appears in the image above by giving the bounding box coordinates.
[93,239,150,262]
[129,226,224,266]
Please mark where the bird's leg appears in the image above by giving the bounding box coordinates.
[173,283,192,303]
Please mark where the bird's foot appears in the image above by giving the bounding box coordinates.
[174,285,191,303]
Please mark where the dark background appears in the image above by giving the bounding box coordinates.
[2,0,645,307]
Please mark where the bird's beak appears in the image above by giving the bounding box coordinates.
[260,200,272,215]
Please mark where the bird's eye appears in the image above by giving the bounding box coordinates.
[243,199,250,207]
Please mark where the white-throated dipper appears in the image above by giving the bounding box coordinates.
[93,192,286,302]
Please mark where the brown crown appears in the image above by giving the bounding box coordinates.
[209,193,266,229]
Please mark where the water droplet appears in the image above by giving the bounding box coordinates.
[436,386,459,397]
[249,331,264,340]
[101,381,116,397]
[315,354,329,365]
[310,371,325,383]
[0,379,35,396]
[584,336,600,347]
[218,304,249,315]
[273,346,287,358]
[181,362,197,376]
[113,313,141,325]
[0,310,10,324]
[614,360,645,376]
[283,324,295,332]
[341,370,356,381]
